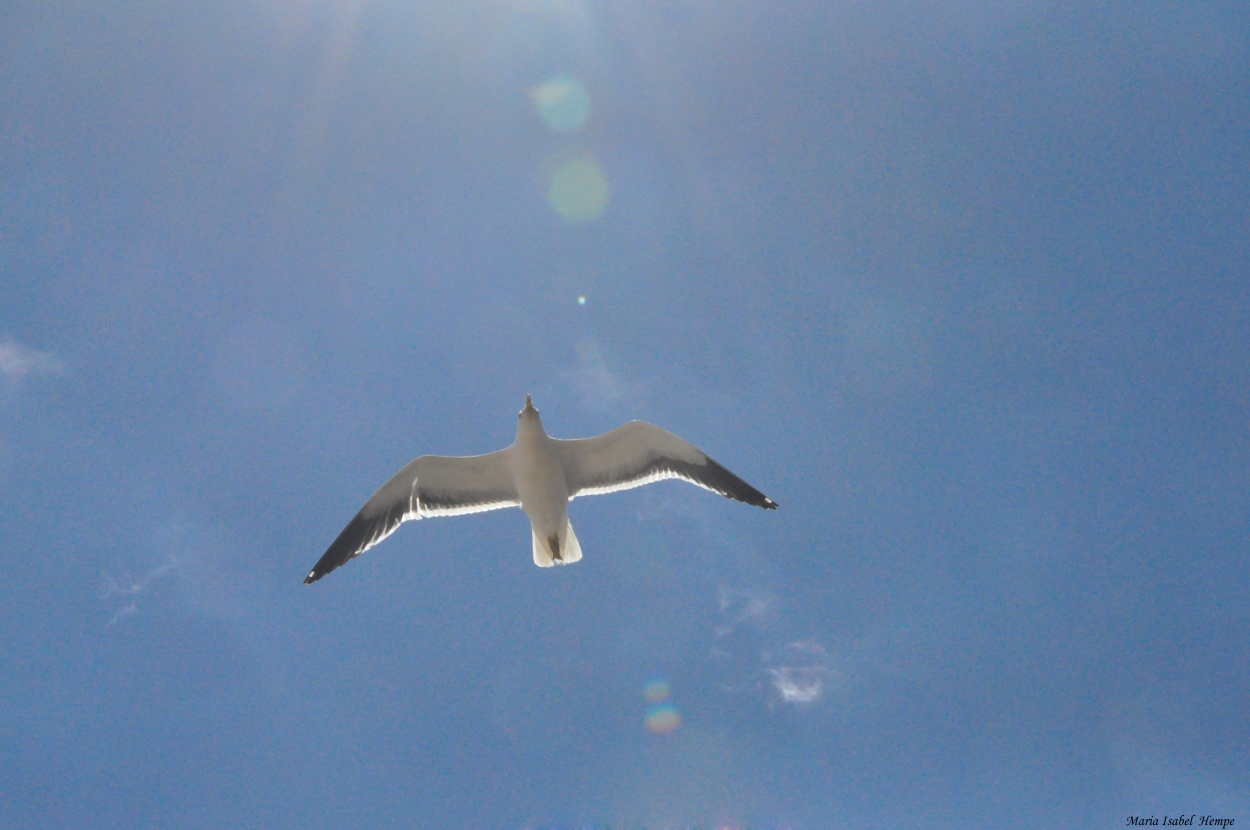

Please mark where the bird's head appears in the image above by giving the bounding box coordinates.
[517,394,546,438]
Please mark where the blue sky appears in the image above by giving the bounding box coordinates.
[2,2,1248,828]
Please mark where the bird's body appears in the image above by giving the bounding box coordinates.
[513,409,580,565]
[304,396,776,583]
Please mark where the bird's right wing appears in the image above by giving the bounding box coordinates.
[555,421,777,509]
[305,449,519,584]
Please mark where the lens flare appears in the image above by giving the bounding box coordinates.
[546,156,609,223]
[643,678,670,703]
[531,74,591,132]
[644,703,682,734]
[642,677,681,733]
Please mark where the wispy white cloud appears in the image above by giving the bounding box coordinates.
[712,585,775,646]
[99,520,256,627]
[717,585,774,621]
[100,555,179,625]
[100,556,179,600]
[0,338,64,383]
[107,602,140,627]
[711,586,837,709]
[561,337,646,413]
[764,639,835,708]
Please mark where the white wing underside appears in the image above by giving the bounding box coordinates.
[305,449,519,582]
[556,421,775,508]
[568,466,718,498]
[369,450,520,519]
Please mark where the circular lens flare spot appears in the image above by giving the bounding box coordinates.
[531,74,591,132]
[643,678,671,703]
[547,156,609,223]
[645,703,682,734]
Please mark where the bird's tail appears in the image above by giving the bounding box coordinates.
[532,518,583,567]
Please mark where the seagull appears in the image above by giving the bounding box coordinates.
[304,396,777,583]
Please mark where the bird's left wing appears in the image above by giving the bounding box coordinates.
[555,421,777,509]
[304,449,518,584]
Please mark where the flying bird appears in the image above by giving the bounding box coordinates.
[304,396,777,583]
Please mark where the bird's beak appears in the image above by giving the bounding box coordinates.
[522,394,537,415]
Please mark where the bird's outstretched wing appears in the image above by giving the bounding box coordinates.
[305,449,519,584]
[555,421,777,509]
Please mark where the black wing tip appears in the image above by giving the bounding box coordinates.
[699,456,777,510]
[733,491,778,509]
[303,535,365,583]
[303,510,375,585]
[302,557,341,584]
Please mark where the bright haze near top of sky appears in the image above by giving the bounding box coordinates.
[1,3,1247,829]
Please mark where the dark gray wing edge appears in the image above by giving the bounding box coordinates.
[304,499,410,584]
